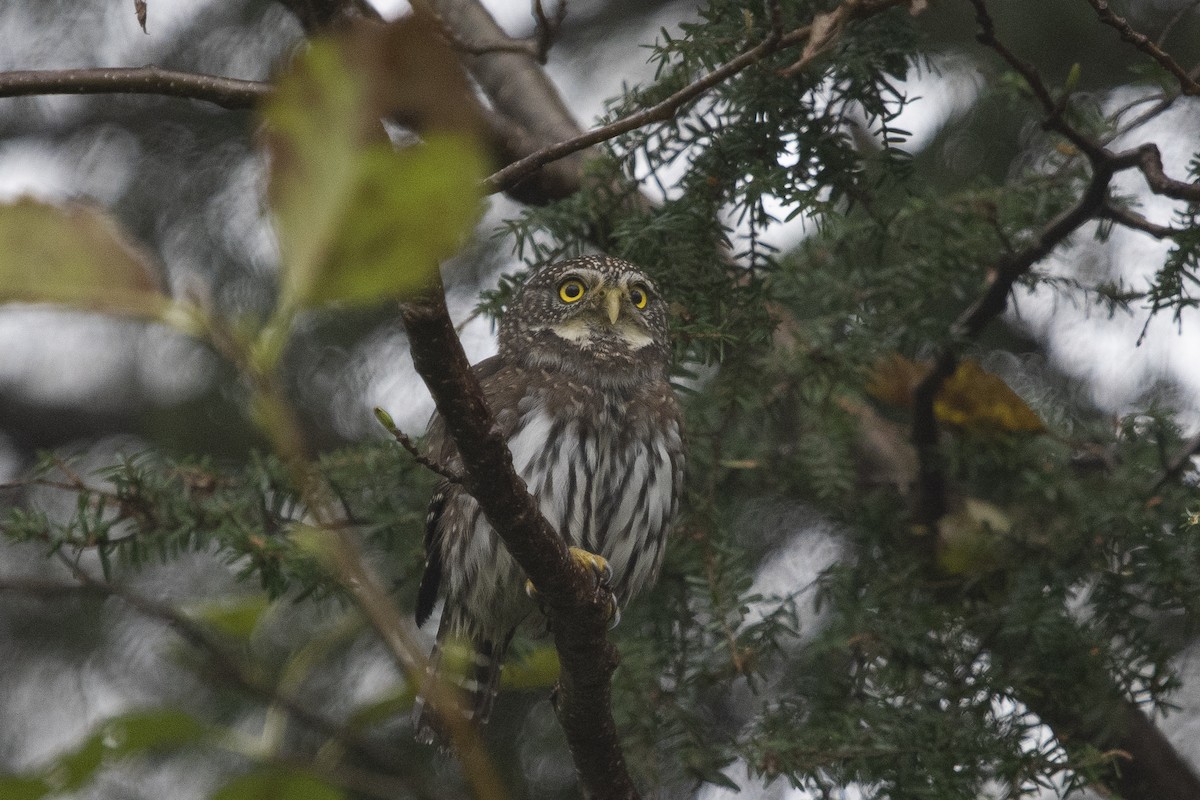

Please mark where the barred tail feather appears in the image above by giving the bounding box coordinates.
[413,628,509,746]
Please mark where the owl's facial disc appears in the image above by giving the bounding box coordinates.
[549,280,654,350]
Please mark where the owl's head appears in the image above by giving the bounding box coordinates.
[498,255,670,383]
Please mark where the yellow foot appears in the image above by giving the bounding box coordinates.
[525,547,621,629]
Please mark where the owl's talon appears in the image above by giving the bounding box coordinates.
[568,546,612,587]
[607,599,622,630]
[526,549,620,626]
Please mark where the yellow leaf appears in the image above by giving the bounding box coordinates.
[936,360,1045,433]
[866,354,1044,433]
[938,496,1012,575]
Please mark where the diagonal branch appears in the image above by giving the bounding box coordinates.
[0,66,269,109]
[1084,0,1200,96]
[400,274,639,800]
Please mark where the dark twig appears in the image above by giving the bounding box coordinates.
[400,275,638,800]
[532,0,568,64]
[1084,0,1200,96]
[0,66,268,109]
[1100,202,1187,239]
[1158,0,1200,48]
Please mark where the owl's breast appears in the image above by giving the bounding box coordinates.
[504,398,681,603]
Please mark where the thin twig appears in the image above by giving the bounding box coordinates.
[0,66,268,109]
[1158,0,1200,48]
[1084,0,1200,96]
[1099,203,1186,239]
[372,407,463,483]
[532,0,568,64]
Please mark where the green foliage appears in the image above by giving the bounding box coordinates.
[3,1,1200,799]
[1,443,430,599]
[0,709,209,799]
[212,768,344,800]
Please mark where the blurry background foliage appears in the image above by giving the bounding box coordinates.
[0,1,1199,799]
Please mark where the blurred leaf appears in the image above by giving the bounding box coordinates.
[308,135,484,307]
[262,40,364,312]
[865,353,923,408]
[936,360,1045,433]
[212,768,344,800]
[183,595,271,640]
[938,496,1012,575]
[867,354,1044,432]
[0,198,168,317]
[101,709,208,755]
[347,685,417,730]
[0,776,51,800]
[502,645,560,689]
[48,709,209,791]
[262,25,485,313]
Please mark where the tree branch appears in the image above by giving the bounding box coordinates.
[2,563,406,777]
[908,4,1200,798]
[1084,0,1200,96]
[482,0,911,195]
[400,275,639,800]
[0,66,269,109]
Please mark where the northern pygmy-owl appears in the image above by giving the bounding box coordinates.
[413,255,684,742]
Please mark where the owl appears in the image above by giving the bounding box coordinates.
[412,254,685,743]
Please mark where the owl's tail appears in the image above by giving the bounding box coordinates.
[413,622,509,746]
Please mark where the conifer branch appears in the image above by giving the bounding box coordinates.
[909,5,1200,798]
[8,561,409,776]
[483,0,911,195]
[0,67,268,109]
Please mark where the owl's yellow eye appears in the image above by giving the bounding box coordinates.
[558,279,585,303]
[630,284,649,309]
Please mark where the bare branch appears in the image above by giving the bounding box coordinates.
[1084,0,1200,96]
[1100,202,1187,239]
[0,66,268,110]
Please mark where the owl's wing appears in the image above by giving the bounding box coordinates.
[414,355,512,628]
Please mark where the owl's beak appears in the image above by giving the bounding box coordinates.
[603,288,622,324]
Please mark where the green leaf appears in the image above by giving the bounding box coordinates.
[42,709,209,793]
[0,776,51,800]
[101,709,209,756]
[183,595,272,640]
[306,135,484,307]
[262,37,484,312]
[212,768,344,800]
[0,198,169,317]
[261,40,364,312]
